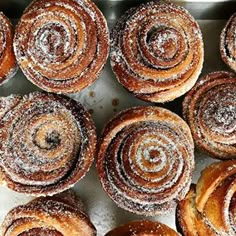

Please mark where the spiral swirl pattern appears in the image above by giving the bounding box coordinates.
[1,191,96,235]
[97,106,194,216]
[177,161,236,236]
[106,220,180,236]
[110,1,203,103]
[183,71,236,159]
[220,13,236,72]
[0,92,96,196]
[14,0,109,93]
[0,12,17,85]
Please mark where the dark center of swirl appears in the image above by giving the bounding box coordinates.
[149,149,160,160]
[45,130,61,149]
[34,128,61,150]
[147,27,178,59]
[203,95,236,134]
[36,23,69,62]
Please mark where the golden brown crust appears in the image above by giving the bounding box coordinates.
[0,12,18,85]
[176,185,216,236]
[110,1,203,103]
[0,92,96,196]
[220,13,236,72]
[97,106,194,216]
[14,0,109,94]
[105,220,180,236]
[1,190,96,236]
[183,71,236,159]
[177,161,236,235]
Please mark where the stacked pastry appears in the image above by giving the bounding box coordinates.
[1,191,96,235]
[0,12,17,85]
[0,0,235,235]
[110,1,204,102]
[183,71,236,159]
[0,92,96,196]
[14,0,109,93]
[221,13,236,72]
[177,161,236,235]
[97,106,195,216]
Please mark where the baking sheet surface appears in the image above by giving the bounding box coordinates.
[0,1,234,235]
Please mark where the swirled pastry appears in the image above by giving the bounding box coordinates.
[177,160,236,235]
[0,92,96,196]
[105,220,180,236]
[1,190,96,235]
[0,12,17,85]
[220,13,236,72]
[14,0,109,93]
[183,71,236,159]
[110,1,204,103]
[97,106,194,216]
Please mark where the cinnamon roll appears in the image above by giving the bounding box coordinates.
[183,71,236,159]
[1,190,96,235]
[110,1,204,103]
[0,12,17,85]
[97,106,194,216]
[177,160,236,236]
[220,13,236,72]
[0,92,96,196]
[105,220,180,236]
[14,0,109,94]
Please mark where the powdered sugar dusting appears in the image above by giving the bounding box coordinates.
[183,71,236,159]
[1,191,96,235]
[13,0,109,94]
[110,1,203,102]
[97,106,194,216]
[220,12,236,72]
[0,92,96,196]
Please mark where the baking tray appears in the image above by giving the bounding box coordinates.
[0,0,235,235]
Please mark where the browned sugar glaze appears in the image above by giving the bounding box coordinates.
[220,13,236,72]
[177,160,236,235]
[97,106,194,216]
[105,220,180,236]
[1,190,96,236]
[0,12,17,85]
[0,92,96,196]
[110,1,204,103]
[14,0,109,93]
[183,71,236,159]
